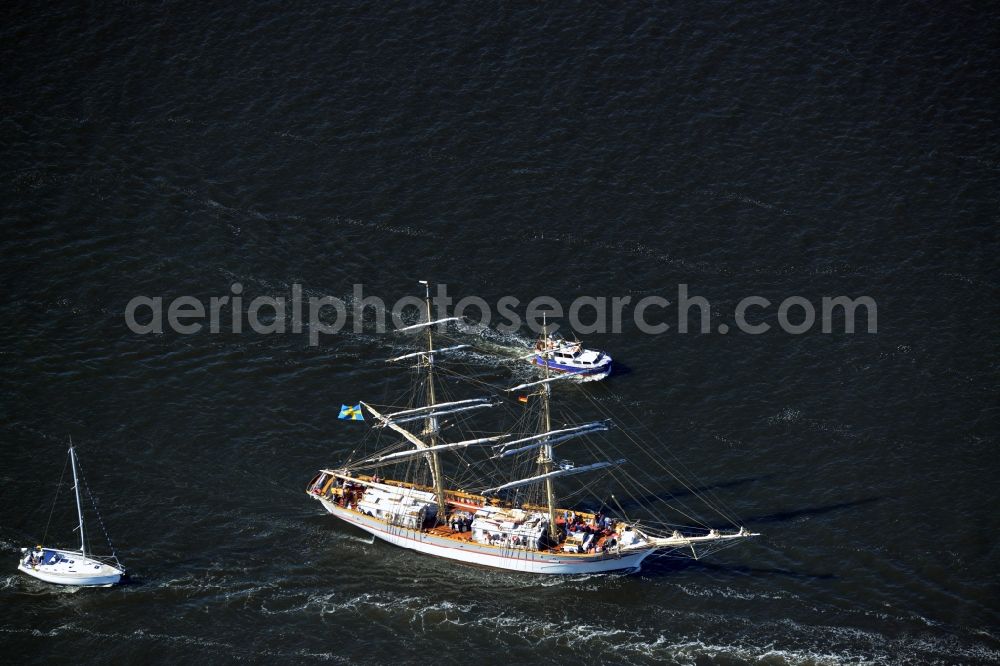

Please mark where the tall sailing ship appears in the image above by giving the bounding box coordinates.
[307,283,756,574]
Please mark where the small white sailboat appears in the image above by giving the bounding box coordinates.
[18,440,125,587]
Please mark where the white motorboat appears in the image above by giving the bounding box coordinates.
[531,332,613,380]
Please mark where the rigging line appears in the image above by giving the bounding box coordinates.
[600,464,676,527]
[610,492,633,525]
[548,416,710,530]
[433,364,512,393]
[453,459,489,492]
[557,400,716,529]
[606,440,715,529]
[567,474,700,532]
[614,424,740,528]
[602,389,744,527]
[345,436,403,467]
[603,469,708,531]
[577,389,743,527]
[589,470,661,520]
[549,477,605,507]
[609,468,718,531]
[573,435,669,522]
[74,452,121,564]
[580,396,739,526]
[575,424,710,530]
[41,453,70,547]
[589,426,715,528]
[460,425,521,487]
[450,460,477,491]
[576,385,728,517]
[346,425,447,468]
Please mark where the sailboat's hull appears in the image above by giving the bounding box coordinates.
[315,496,654,574]
[17,549,122,587]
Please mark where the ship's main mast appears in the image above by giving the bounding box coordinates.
[420,280,448,523]
[538,315,559,541]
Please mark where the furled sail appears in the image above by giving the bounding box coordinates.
[368,436,507,464]
[361,401,428,450]
[395,316,460,333]
[482,459,627,495]
[379,398,491,422]
[387,402,497,426]
[506,375,577,392]
[493,421,611,458]
[361,400,443,491]
[387,344,470,363]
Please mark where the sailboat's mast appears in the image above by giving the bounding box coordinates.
[539,315,559,541]
[69,437,86,557]
[421,281,447,523]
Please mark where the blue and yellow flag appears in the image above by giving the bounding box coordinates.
[338,404,364,421]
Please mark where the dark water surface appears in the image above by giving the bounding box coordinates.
[1,2,997,664]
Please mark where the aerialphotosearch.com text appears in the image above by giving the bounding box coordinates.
[124,283,877,346]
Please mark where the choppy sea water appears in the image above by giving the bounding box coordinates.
[1,2,997,664]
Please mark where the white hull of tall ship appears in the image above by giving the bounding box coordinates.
[314,496,654,574]
[18,548,123,587]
